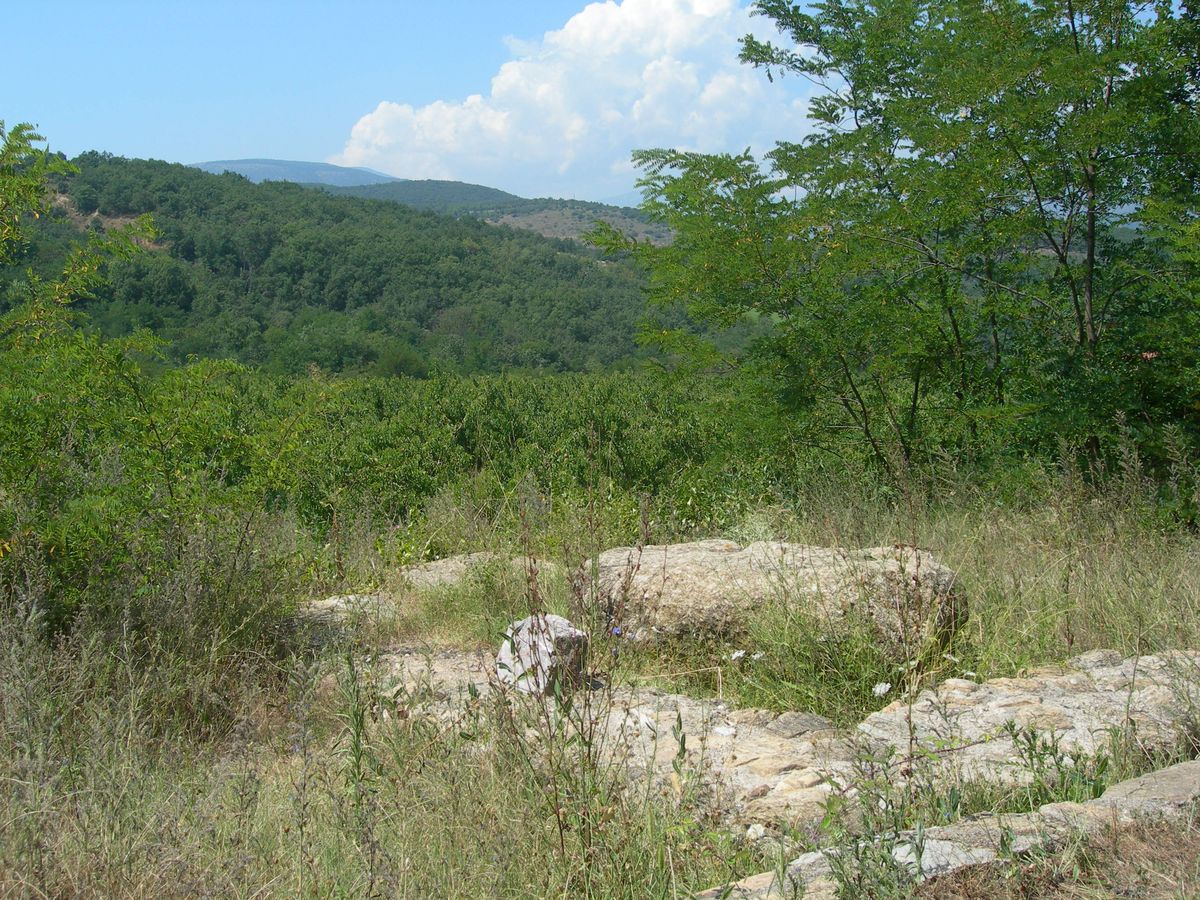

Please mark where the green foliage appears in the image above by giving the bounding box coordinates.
[0,122,72,264]
[612,0,1200,478]
[324,179,674,244]
[324,177,527,212]
[1,153,660,375]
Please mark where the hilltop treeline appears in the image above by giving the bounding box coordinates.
[322,179,673,244]
[1,153,657,375]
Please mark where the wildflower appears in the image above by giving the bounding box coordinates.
[730,649,746,661]
[751,651,764,661]
[872,682,892,698]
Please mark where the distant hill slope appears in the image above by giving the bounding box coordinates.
[327,179,523,210]
[322,180,672,246]
[193,158,399,186]
[2,153,665,376]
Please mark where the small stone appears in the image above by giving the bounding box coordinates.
[1070,648,1124,670]
[495,614,587,697]
[768,711,833,738]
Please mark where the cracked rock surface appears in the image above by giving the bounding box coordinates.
[365,646,1200,849]
[859,650,1200,782]
[590,540,963,652]
[698,760,1200,898]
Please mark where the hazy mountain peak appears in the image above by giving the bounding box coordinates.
[192,159,401,187]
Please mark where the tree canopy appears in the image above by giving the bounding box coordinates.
[2,154,661,375]
[605,0,1199,474]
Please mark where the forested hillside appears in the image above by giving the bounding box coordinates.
[3,0,1200,891]
[322,179,673,244]
[194,158,400,186]
[0,154,655,374]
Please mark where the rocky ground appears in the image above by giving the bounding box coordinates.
[306,542,1200,897]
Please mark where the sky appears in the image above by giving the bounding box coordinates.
[5,1,813,201]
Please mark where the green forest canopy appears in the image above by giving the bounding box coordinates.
[604,0,1200,471]
[1,154,659,376]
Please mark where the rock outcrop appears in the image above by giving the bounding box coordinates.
[858,649,1200,782]
[698,760,1200,898]
[368,647,1200,840]
[496,614,588,696]
[588,539,963,651]
[401,552,561,590]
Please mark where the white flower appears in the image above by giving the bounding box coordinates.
[730,650,747,661]
[872,682,892,698]
[751,651,764,661]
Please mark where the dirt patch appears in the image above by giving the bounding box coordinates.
[51,193,162,248]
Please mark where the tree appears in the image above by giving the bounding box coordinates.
[0,124,159,627]
[607,0,1199,473]
[0,122,69,265]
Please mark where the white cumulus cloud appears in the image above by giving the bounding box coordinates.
[330,0,812,199]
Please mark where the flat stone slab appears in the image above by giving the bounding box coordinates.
[594,688,843,828]
[1090,759,1200,815]
[698,759,1200,898]
[858,650,1200,782]
[590,539,963,651]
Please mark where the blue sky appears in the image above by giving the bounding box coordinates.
[5,1,811,200]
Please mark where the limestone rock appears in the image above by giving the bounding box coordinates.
[1090,759,1200,817]
[401,552,561,590]
[301,593,388,624]
[496,614,588,696]
[589,539,963,651]
[858,650,1200,782]
[595,690,851,831]
[699,757,1200,898]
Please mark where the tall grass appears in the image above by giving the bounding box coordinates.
[2,453,1198,896]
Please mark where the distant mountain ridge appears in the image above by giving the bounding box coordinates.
[191,159,670,244]
[321,180,671,246]
[192,159,400,187]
